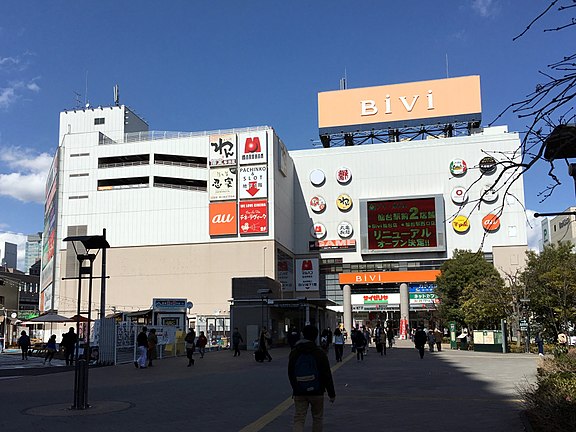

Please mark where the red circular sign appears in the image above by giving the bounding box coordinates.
[482,214,500,232]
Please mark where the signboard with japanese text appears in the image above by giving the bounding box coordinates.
[239,199,268,235]
[209,202,237,236]
[239,165,268,199]
[409,283,436,293]
[409,292,439,304]
[209,167,237,201]
[351,293,400,305]
[277,250,294,291]
[360,195,446,254]
[209,134,237,167]
[309,239,356,252]
[153,298,187,312]
[238,131,268,165]
[295,258,319,291]
[41,148,59,292]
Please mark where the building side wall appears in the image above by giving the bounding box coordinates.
[56,240,277,317]
[290,129,527,261]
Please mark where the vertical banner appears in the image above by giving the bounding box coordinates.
[239,200,268,234]
[295,258,319,291]
[209,134,237,167]
[239,165,268,199]
[209,167,237,201]
[238,131,268,165]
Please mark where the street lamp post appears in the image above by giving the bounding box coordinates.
[63,234,110,411]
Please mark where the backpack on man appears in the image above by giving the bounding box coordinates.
[294,352,321,393]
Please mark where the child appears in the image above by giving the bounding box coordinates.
[44,334,57,365]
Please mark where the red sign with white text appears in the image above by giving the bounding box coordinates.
[239,200,268,235]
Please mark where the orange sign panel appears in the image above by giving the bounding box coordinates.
[339,270,440,285]
[318,76,481,134]
[209,202,237,236]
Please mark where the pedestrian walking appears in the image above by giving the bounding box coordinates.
[147,328,158,367]
[43,334,57,365]
[17,330,31,360]
[362,326,371,354]
[196,331,208,358]
[61,327,78,366]
[434,327,443,352]
[374,322,386,356]
[232,327,244,357]
[135,326,148,369]
[288,326,300,349]
[288,325,336,432]
[414,326,427,359]
[256,327,272,362]
[387,325,395,348]
[333,327,345,362]
[352,326,367,361]
[536,333,544,356]
[427,330,436,352]
[185,327,196,366]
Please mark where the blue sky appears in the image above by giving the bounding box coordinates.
[1,1,574,269]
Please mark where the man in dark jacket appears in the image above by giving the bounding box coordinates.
[288,325,336,431]
[414,326,427,359]
[61,327,78,366]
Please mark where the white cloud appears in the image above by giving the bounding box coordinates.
[0,147,52,203]
[525,209,542,252]
[0,79,41,109]
[471,0,498,17]
[0,86,17,108]
[27,81,40,92]
[0,56,20,67]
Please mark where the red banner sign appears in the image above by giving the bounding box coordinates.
[239,199,268,235]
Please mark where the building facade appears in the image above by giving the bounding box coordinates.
[40,76,528,338]
[24,233,42,274]
[548,207,576,247]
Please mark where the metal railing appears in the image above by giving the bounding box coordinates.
[99,126,272,146]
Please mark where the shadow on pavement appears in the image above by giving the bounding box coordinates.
[0,341,537,432]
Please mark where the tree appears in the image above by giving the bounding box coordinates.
[460,273,509,330]
[435,249,505,327]
[522,242,576,338]
[488,1,576,204]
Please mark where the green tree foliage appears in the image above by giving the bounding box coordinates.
[522,242,576,338]
[460,274,509,329]
[435,249,504,326]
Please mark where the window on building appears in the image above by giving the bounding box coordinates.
[65,226,87,279]
[154,153,207,168]
[97,176,149,191]
[94,118,105,125]
[153,176,207,192]
[98,154,149,169]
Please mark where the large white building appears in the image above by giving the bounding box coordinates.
[40,76,528,335]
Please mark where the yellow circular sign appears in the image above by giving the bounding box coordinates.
[452,215,470,233]
[336,194,353,211]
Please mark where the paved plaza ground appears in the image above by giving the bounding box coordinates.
[0,339,538,432]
